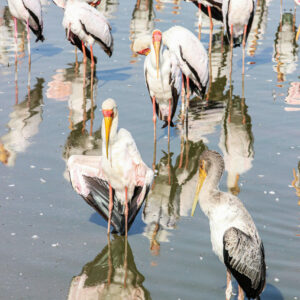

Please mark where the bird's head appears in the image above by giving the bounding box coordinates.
[102,98,118,159]
[152,30,162,79]
[191,150,224,216]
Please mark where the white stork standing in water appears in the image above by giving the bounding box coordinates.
[68,99,154,236]
[191,150,266,300]
[223,0,255,74]
[133,26,208,136]
[143,30,181,141]
[7,0,45,65]
[53,0,113,67]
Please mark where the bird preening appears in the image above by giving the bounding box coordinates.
[191,150,266,300]
[8,0,45,65]
[53,0,113,68]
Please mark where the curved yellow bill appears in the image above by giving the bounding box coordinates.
[153,41,160,79]
[296,25,300,42]
[104,114,113,159]
[191,162,207,217]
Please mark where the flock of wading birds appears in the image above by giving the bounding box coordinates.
[6,0,300,299]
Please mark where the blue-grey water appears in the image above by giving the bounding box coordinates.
[0,0,299,299]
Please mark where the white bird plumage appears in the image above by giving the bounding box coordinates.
[144,30,181,129]
[68,98,154,236]
[163,26,209,98]
[7,0,44,42]
[54,0,113,64]
[192,150,266,300]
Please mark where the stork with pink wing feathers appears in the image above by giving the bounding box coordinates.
[68,99,154,236]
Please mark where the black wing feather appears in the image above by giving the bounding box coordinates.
[67,30,98,64]
[22,1,44,42]
[191,0,223,22]
[82,176,150,235]
[223,227,266,299]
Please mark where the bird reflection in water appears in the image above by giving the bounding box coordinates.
[284,82,300,111]
[68,236,151,300]
[130,0,155,63]
[0,78,44,167]
[46,62,99,180]
[246,0,271,58]
[143,150,178,255]
[273,12,299,87]
[291,161,300,237]
[97,0,119,19]
[47,62,98,135]
[219,78,254,196]
[176,99,225,215]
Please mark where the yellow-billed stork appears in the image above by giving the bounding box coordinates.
[68,98,154,236]
[191,150,266,300]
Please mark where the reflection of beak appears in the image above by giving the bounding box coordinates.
[104,115,113,159]
[296,25,300,42]
[0,144,9,165]
[191,167,207,216]
[153,41,161,79]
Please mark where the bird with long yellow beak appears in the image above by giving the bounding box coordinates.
[68,98,154,236]
[191,150,266,300]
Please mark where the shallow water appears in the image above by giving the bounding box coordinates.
[0,0,299,299]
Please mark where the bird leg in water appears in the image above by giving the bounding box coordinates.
[81,41,87,64]
[225,269,232,300]
[198,3,202,40]
[207,6,213,31]
[125,186,128,237]
[230,25,233,80]
[238,284,245,300]
[152,96,157,140]
[107,183,113,235]
[242,24,247,75]
[13,17,18,44]
[26,19,31,66]
[90,45,95,68]
[181,74,185,122]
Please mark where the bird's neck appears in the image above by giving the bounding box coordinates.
[199,164,224,216]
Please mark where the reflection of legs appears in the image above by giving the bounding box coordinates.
[225,269,232,300]
[150,223,160,255]
[107,183,113,235]
[123,235,128,287]
[124,186,128,237]
[186,76,190,107]
[242,24,247,75]
[168,98,171,145]
[229,25,233,83]
[26,19,31,65]
[107,234,112,286]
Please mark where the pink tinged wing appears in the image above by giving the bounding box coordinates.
[67,155,105,197]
